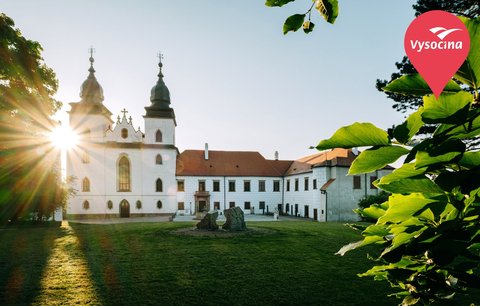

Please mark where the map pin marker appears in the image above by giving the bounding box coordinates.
[404,10,470,98]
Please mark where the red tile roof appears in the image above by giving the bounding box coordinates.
[285,148,357,175]
[176,150,293,176]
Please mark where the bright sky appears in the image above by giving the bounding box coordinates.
[3,0,416,160]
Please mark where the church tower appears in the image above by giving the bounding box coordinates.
[68,51,113,141]
[67,51,113,217]
[141,55,178,213]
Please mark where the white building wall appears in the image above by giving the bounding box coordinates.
[283,172,316,218]
[176,176,284,215]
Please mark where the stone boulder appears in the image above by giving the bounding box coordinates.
[196,211,219,231]
[222,207,247,231]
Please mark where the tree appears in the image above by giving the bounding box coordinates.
[265,0,339,34]
[0,13,65,223]
[318,15,480,306]
[376,0,480,113]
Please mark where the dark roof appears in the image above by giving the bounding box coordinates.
[176,150,293,176]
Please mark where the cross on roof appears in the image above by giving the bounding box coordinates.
[157,51,164,63]
[121,108,128,118]
[89,46,95,58]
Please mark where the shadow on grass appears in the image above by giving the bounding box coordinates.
[0,224,66,305]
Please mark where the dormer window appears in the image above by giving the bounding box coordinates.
[121,128,128,139]
[155,129,162,142]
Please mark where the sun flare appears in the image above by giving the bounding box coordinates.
[49,125,78,150]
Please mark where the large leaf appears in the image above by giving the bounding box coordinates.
[283,14,305,34]
[315,0,339,24]
[376,164,426,185]
[360,204,387,220]
[383,74,461,96]
[375,163,443,194]
[349,145,409,175]
[316,122,389,150]
[455,17,480,89]
[421,92,472,124]
[459,151,480,169]
[393,107,424,144]
[415,139,465,169]
[436,169,480,194]
[434,109,480,139]
[378,194,438,224]
[265,0,295,7]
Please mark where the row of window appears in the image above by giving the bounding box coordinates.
[81,176,165,192]
[82,200,163,210]
[82,152,164,165]
[177,180,281,192]
[286,178,317,191]
[353,176,377,190]
[176,201,267,211]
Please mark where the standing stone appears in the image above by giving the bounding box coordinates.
[196,212,219,231]
[223,207,247,231]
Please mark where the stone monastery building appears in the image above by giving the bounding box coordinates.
[67,55,391,222]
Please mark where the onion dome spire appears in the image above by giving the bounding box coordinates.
[79,47,104,103]
[149,52,171,108]
[145,52,175,120]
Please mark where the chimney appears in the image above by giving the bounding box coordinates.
[205,143,209,160]
[274,151,279,160]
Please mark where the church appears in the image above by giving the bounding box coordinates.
[66,54,392,222]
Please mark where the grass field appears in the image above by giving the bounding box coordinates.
[0,221,478,305]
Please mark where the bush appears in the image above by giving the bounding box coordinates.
[356,192,390,222]
[358,191,390,209]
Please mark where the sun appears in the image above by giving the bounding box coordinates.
[49,125,78,150]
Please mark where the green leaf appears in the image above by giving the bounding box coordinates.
[468,243,480,257]
[376,164,443,194]
[363,225,389,237]
[314,0,339,24]
[459,151,480,169]
[265,0,295,7]
[383,74,461,96]
[302,20,315,34]
[316,122,389,150]
[336,240,363,256]
[376,164,426,184]
[393,107,424,144]
[360,205,387,220]
[422,92,472,124]
[349,146,409,175]
[436,169,480,194]
[415,139,465,169]
[283,14,305,35]
[378,194,438,224]
[455,17,480,89]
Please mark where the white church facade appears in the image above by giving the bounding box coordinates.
[66,55,392,222]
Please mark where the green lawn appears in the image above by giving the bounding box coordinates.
[0,221,477,305]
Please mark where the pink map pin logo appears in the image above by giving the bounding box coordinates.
[404,10,470,98]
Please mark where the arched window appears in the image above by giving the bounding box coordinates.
[136,200,142,209]
[156,178,163,192]
[82,177,90,192]
[157,200,163,209]
[155,154,163,165]
[83,200,90,210]
[118,156,131,191]
[155,129,162,142]
[121,128,128,139]
[107,200,113,210]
